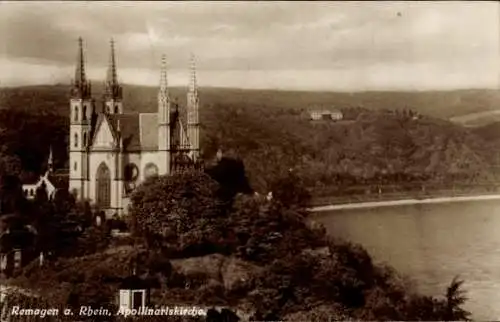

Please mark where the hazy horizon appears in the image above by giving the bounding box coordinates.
[2,82,500,94]
[1,1,499,91]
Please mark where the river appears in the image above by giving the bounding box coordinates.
[313,199,500,321]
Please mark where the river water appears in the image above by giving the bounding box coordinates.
[313,199,500,321]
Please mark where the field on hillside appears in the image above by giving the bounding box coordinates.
[1,85,500,194]
[450,109,500,127]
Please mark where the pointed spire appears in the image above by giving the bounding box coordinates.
[189,53,197,93]
[160,54,169,95]
[72,37,91,98]
[48,145,53,165]
[47,145,53,174]
[105,38,122,100]
[75,37,86,84]
[107,38,118,86]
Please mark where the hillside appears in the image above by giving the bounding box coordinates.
[472,121,500,143]
[2,85,500,119]
[1,85,500,195]
[5,174,471,321]
[202,104,500,194]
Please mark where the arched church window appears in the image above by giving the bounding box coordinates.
[114,105,119,114]
[74,162,77,171]
[74,133,78,148]
[83,132,87,147]
[83,105,87,121]
[96,162,111,208]
[144,163,159,179]
[74,106,79,122]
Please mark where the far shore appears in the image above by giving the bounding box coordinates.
[309,193,500,212]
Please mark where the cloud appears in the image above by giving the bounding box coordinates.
[0,1,498,90]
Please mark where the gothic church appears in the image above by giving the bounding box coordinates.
[69,38,201,215]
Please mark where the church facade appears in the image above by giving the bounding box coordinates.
[69,38,201,216]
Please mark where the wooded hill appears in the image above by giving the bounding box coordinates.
[1,85,500,195]
[2,85,500,118]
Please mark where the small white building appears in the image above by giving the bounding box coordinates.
[21,147,68,200]
[22,176,56,200]
[117,276,151,311]
[310,109,343,121]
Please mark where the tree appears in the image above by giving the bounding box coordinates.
[34,183,49,205]
[129,171,225,255]
[227,194,324,263]
[0,174,26,215]
[444,277,471,321]
[269,170,311,209]
[52,189,76,217]
[30,190,92,259]
[73,225,111,257]
[205,156,253,201]
[0,151,22,179]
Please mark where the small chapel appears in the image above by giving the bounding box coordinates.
[69,38,202,216]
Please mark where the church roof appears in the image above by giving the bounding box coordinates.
[106,113,159,151]
[108,113,141,150]
[139,113,158,149]
[95,110,188,152]
[21,167,69,189]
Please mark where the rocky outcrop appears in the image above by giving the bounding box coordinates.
[170,254,262,292]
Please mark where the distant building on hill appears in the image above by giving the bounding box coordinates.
[309,109,343,121]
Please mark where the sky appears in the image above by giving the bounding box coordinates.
[0,1,499,91]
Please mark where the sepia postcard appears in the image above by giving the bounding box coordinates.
[0,1,498,321]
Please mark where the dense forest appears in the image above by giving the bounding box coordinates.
[1,85,500,198]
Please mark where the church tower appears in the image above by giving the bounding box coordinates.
[104,39,123,114]
[158,55,172,175]
[69,37,93,199]
[187,54,200,161]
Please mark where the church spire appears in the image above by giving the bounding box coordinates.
[47,145,53,174]
[107,39,117,87]
[159,54,169,97]
[158,54,172,175]
[158,54,171,125]
[105,38,122,100]
[75,37,86,85]
[187,53,200,161]
[189,53,197,94]
[71,37,91,99]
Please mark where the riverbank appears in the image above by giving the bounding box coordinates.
[309,193,500,212]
